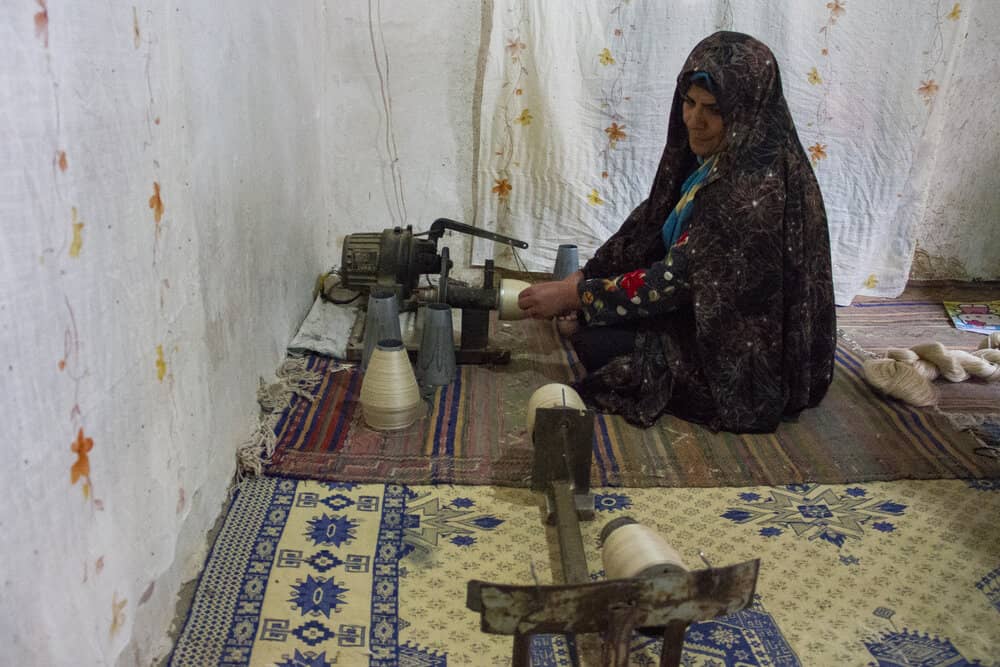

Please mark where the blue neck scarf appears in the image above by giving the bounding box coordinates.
[661,155,717,249]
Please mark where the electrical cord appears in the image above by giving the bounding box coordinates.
[322,268,363,304]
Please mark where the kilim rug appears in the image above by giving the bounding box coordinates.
[261,317,1000,487]
[168,475,1000,665]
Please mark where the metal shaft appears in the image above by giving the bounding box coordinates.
[550,481,589,585]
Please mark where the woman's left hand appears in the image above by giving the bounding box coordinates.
[517,272,583,319]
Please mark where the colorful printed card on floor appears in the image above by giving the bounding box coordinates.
[944,301,1000,336]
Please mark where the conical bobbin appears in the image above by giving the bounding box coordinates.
[416,303,456,389]
[361,289,402,372]
[359,338,423,430]
[552,244,579,280]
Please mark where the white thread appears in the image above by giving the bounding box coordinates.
[498,278,531,321]
[360,341,423,430]
[863,337,1000,407]
[602,523,688,580]
[527,383,585,437]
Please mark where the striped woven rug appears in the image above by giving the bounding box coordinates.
[263,317,999,487]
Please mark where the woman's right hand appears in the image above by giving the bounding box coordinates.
[516,271,584,319]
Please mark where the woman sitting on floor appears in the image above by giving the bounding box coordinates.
[517,31,836,433]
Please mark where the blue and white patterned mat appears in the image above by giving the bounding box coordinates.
[170,477,1000,665]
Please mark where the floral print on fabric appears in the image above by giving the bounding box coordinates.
[580,241,692,326]
[576,32,836,433]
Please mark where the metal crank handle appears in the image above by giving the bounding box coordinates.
[426,218,529,249]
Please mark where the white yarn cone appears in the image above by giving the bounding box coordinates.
[360,339,423,430]
[498,278,531,321]
[527,383,585,437]
[601,519,688,580]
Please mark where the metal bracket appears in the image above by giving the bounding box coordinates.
[467,560,760,667]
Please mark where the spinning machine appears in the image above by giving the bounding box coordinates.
[465,384,762,666]
[339,218,529,364]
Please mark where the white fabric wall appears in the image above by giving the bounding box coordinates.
[473,0,998,304]
[2,1,996,665]
[2,1,484,664]
[320,0,483,258]
[910,2,1000,281]
[2,2,331,664]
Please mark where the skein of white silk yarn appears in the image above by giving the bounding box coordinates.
[862,333,1000,407]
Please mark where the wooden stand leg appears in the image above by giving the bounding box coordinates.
[513,633,532,667]
[658,622,689,667]
[602,606,640,667]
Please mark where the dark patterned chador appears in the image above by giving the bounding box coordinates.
[573,32,836,433]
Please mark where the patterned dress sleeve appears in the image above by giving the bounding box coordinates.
[578,233,693,326]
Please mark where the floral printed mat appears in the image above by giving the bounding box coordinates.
[170,476,1000,665]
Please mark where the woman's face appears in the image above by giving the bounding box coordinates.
[682,85,724,157]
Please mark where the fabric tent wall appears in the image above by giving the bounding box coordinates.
[319,1,484,270]
[909,3,1000,281]
[2,3,332,664]
[472,0,998,304]
[2,1,485,664]
[3,1,996,664]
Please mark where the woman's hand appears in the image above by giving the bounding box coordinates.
[517,271,584,319]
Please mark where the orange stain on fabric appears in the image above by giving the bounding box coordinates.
[57,151,68,171]
[149,182,164,223]
[156,345,167,381]
[71,428,93,497]
[34,0,48,48]
[69,207,84,258]
[110,593,127,637]
[808,143,828,164]
[826,0,846,20]
[917,80,939,104]
[946,3,961,20]
[506,39,525,59]
[605,122,627,147]
[492,178,512,199]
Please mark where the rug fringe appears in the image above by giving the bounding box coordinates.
[943,412,993,429]
[837,328,878,359]
[236,355,345,483]
[235,416,279,484]
[259,356,326,412]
